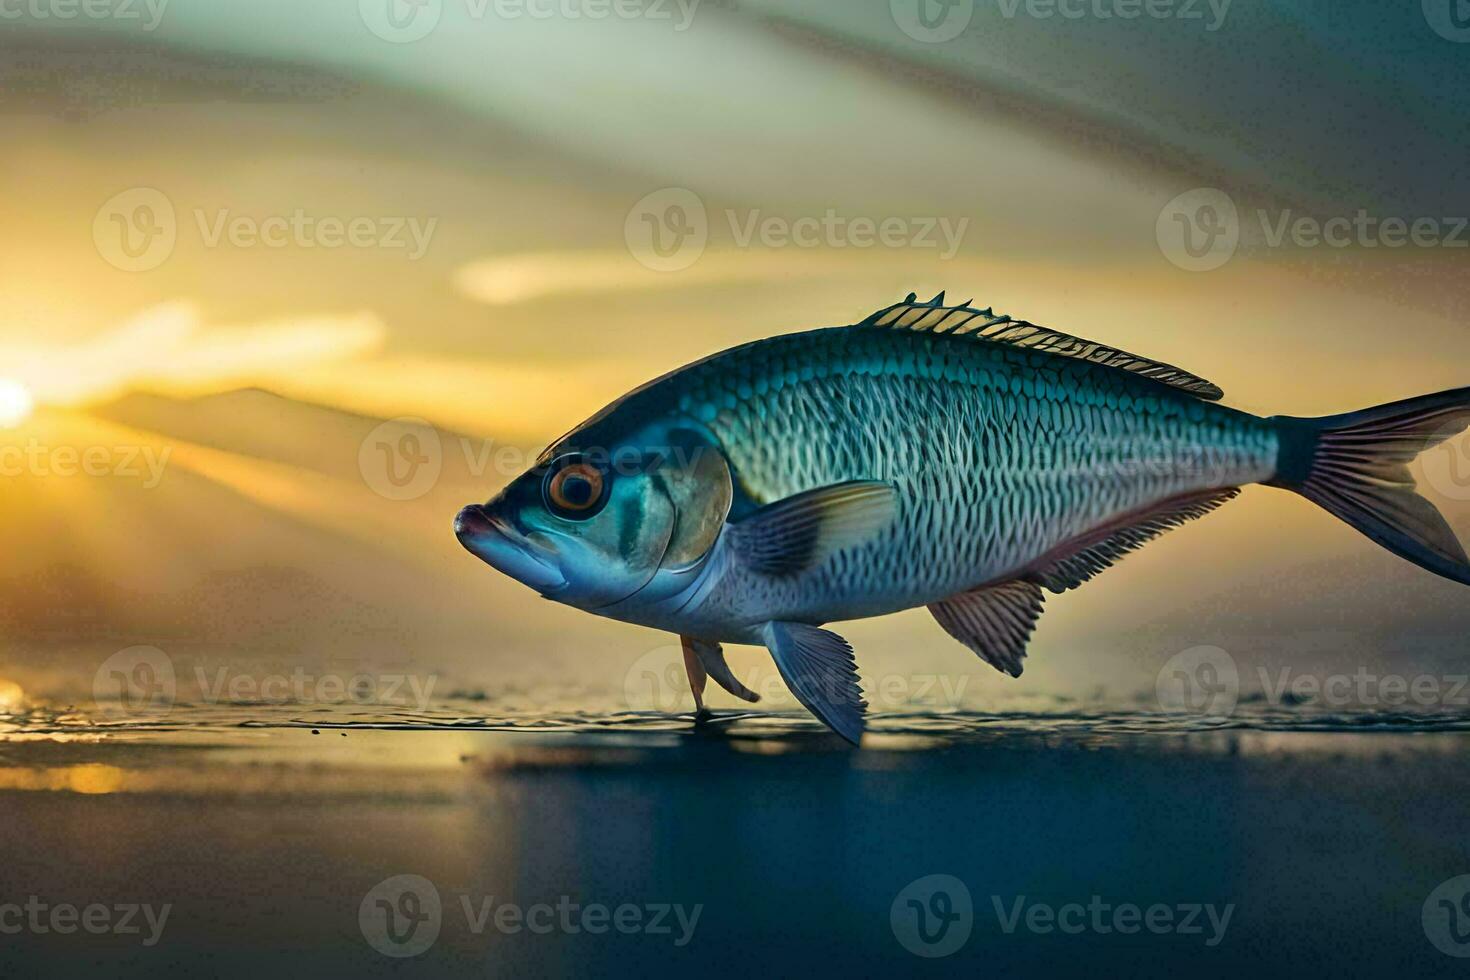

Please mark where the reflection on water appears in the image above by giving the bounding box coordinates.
[3,694,1470,978]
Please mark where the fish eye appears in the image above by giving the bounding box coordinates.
[543,457,609,519]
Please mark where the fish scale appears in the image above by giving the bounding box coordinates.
[658,325,1277,625]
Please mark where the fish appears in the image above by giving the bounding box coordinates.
[454,292,1470,744]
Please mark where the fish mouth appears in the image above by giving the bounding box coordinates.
[454,504,567,596]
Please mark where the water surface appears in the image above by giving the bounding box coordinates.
[4,696,1470,976]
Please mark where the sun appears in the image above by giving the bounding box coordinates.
[0,378,35,428]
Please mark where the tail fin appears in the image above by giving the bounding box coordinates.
[1270,387,1470,586]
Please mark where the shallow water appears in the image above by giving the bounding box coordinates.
[5,697,1470,977]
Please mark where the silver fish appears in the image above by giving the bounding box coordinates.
[455,293,1470,743]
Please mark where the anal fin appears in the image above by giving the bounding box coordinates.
[928,580,1044,677]
[1027,488,1239,593]
[930,489,1240,675]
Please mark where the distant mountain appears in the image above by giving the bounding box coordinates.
[0,391,597,702]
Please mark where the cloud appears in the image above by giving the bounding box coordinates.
[2,302,385,407]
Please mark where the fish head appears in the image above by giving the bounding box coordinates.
[455,424,733,610]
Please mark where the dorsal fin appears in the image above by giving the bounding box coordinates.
[858,292,1224,401]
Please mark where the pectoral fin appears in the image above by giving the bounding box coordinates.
[761,621,867,745]
[729,480,897,576]
[928,580,1045,677]
[682,636,760,703]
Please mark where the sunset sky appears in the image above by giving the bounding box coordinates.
[2,1,1468,710]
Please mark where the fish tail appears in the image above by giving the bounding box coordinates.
[1268,387,1470,586]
